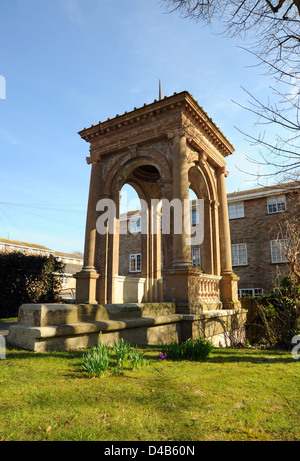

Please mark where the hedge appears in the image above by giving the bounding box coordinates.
[0,252,65,318]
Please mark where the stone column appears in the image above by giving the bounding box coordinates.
[171,130,192,267]
[164,130,202,313]
[106,193,120,304]
[161,180,173,270]
[140,203,150,301]
[75,160,101,304]
[217,166,240,307]
[151,200,162,301]
[202,200,214,275]
[211,200,221,276]
[218,166,233,275]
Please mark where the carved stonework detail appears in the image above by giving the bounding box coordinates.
[210,200,220,210]
[219,166,229,177]
[199,151,207,166]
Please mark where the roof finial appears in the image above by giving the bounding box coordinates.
[159,79,162,100]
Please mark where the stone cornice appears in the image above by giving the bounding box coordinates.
[182,93,234,157]
[79,91,234,158]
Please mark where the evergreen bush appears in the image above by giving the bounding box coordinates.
[0,252,65,318]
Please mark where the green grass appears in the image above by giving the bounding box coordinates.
[0,345,299,441]
[0,318,17,323]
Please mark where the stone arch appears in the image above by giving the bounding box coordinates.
[188,163,219,275]
[188,163,217,202]
[102,150,172,197]
[98,154,166,304]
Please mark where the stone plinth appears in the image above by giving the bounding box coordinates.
[164,267,223,314]
[7,303,247,352]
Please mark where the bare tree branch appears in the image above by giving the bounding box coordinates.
[161,0,300,179]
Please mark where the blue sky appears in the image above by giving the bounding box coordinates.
[0,0,278,253]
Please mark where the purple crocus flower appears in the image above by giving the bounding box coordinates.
[158,353,167,359]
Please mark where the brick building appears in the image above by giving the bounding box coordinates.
[0,238,83,300]
[118,181,300,297]
[228,181,299,296]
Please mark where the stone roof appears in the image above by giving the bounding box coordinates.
[79,90,234,158]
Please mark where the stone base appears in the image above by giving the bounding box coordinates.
[164,267,223,314]
[7,303,247,352]
[74,269,99,304]
[219,272,241,309]
[180,309,247,347]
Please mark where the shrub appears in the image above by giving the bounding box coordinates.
[162,338,214,361]
[0,252,65,318]
[250,276,300,349]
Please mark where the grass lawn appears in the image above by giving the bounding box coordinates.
[0,344,299,441]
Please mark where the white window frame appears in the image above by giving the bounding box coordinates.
[228,202,245,219]
[239,288,264,297]
[191,209,199,226]
[129,253,141,273]
[130,218,141,233]
[231,243,248,266]
[270,239,289,263]
[192,247,201,266]
[267,196,286,214]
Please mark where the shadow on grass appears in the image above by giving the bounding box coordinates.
[205,349,297,364]
[4,343,298,365]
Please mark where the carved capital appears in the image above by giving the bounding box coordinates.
[219,166,229,177]
[199,151,207,166]
[166,127,192,142]
[87,151,102,164]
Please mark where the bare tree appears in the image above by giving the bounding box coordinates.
[161,0,300,179]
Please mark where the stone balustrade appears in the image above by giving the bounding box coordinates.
[198,274,222,302]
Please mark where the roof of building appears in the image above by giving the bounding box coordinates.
[53,251,83,260]
[227,181,300,202]
[0,238,51,250]
[0,238,83,260]
[64,263,82,275]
